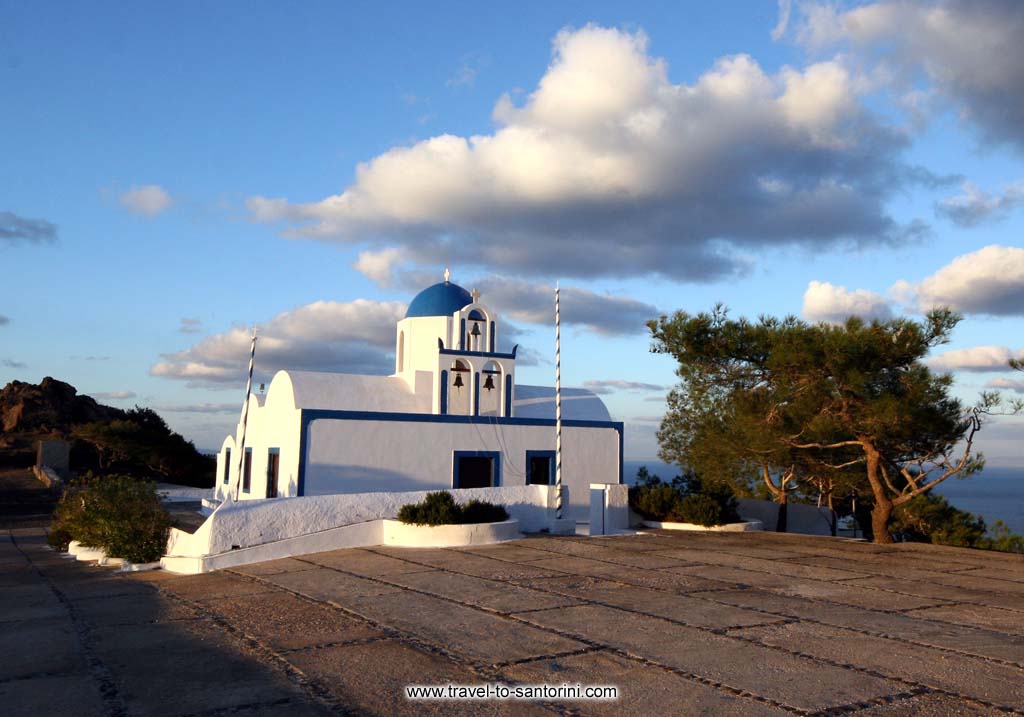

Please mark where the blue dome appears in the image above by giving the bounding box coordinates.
[405,281,473,318]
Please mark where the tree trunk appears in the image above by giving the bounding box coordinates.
[871,498,894,544]
[863,441,893,544]
[776,491,788,533]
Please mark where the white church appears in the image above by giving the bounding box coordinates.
[213,274,623,520]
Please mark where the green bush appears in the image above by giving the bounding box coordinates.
[461,499,509,524]
[629,484,683,521]
[48,474,172,563]
[397,491,509,526]
[676,494,727,527]
[629,466,741,525]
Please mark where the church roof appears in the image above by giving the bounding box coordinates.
[405,281,473,318]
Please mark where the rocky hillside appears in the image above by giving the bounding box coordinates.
[0,377,214,487]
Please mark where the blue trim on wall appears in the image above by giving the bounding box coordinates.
[489,321,495,353]
[473,372,480,415]
[295,408,624,495]
[440,370,448,415]
[459,318,465,350]
[525,450,556,485]
[504,374,512,416]
[439,347,516,360]
[452,450,501,488]
[242,447,253,494]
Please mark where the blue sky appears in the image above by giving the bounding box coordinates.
[2,1,1022,465]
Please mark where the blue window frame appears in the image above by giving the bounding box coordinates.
[242,448,252,493]
[452,450,501,489]
[525,450,556,485]
[222,448,231,484]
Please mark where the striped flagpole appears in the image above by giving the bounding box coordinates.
[233,329,258,502]
[555,283,562,521]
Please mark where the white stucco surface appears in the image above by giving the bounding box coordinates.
[380,518,521,547]
[640,519,764,532]
[303,419,619,518]
[165,484,560,561]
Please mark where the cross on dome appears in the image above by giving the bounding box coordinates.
[471,288,480,302]
[443,267,451,283]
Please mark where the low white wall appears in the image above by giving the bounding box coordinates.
[381,519,521,548]
[737,499,836,536]
[165,484,559,560]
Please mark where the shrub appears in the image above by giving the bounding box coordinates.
[675,494,727,527]
[460,499,509,524]
[629,484,683,522]
[629,466,741,525]
[397,491,509,526]
[48,474,172,563]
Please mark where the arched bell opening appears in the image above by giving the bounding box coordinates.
[479,360,503,416]
[448,359,471,415]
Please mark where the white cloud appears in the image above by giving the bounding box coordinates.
[936,180,1024,226]
[89,390,137,400]
[583,379,665,395]
[352,248,408,287]
[986,377,1024,394]
[476,276,659,335]
[898,245,1024,316]
[772,0,793,41]
[802,280,893,323]
[798,0,1024,148]
[120,185,173,217]
[151,300,406,387]
[248,25,917,281]
[927,346,1024,373]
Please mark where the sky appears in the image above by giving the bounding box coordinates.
[1,0,1022,466]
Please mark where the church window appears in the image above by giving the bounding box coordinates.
[242,448,252,493]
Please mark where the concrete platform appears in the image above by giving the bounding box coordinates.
[3,527,1022,715]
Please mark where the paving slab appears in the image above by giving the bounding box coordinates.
[287,638,545,716]
[695,587,1024,664]
[0,672,107,717]
[90,618,320,717]
[906,603,1024,635]
[367,547,567,580]
[381,569,584,614]
[299,547,440,575]
[153,571,282,602]
[0,615,83,680]
[731,621,1024,709]
[340,590,588,665]
[230,556,325,577]
[257,565,405,602]
[497,649,790,717]
[512,575,784,629]
[205,589,386,651]
[843,575,1024,612]
[516,604,906,713]
[521,555,727,592]
[657,548,872,581]
[848,693,1009,716]
[71,591,202,627]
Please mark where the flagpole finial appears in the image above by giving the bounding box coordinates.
[443,267,451,283]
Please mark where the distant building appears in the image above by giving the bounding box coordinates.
[214,275,622,519]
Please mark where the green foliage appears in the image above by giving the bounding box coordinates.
[73,406,215,487]
[891,494,1024,553]
[629,466,740,525]
[648,305,988,543]
[676,494,728,527]
[890,493,988,548]
[460,499,510,524]
[48,474,172,563]
[397,491,509,526]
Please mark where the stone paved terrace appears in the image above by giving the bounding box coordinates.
[2,527,1023,716]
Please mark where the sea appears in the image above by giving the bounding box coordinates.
[623,461,1024,535]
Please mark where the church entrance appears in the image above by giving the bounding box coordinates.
[453,452,498,489]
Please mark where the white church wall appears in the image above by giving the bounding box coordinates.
[164,483,557,565]
[303,418,619,519]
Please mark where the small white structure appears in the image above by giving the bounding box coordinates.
[213,276,623,520]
